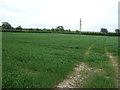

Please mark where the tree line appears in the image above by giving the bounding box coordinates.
[1,22,72,32]
[1,22,120,36]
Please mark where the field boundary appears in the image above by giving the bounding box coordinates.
[2,31,120,37]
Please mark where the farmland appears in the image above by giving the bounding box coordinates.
[2,32,118,88]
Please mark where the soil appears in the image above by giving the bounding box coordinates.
[55,44,101,88]
[55,46,118,88]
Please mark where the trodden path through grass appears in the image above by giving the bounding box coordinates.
[55,37,118,88]
[105,51,118,87]
[55,62,102,88]
[55,44,102,88]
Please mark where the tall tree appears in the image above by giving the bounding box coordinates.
[55,26,64,32]
[51,28,55,32]
[2,22,12,30]
[115,29,120,33]
[100,28,108,33]
[16,26,22,30]
[68,29,71,32]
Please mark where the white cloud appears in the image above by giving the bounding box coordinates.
[0,0,119,32]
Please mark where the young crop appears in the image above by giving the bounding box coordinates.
[2,32,118,88]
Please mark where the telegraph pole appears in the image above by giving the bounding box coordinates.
[80,18,82,34]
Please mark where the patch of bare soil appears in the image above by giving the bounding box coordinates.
[106,52,118,87]
[55,62,102,88]
[55,44,99,88]
[106,52,118,68]
[55,44,105,88]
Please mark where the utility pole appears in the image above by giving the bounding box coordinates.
[80,18,82,34]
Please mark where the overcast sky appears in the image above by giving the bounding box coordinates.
[0,0,119,32]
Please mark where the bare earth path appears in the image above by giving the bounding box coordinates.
[55,62,102,88]
[55,45,118,88]
[55,44,102,88]
[106,51,118,87]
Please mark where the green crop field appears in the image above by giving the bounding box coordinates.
[2,32,118,88]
